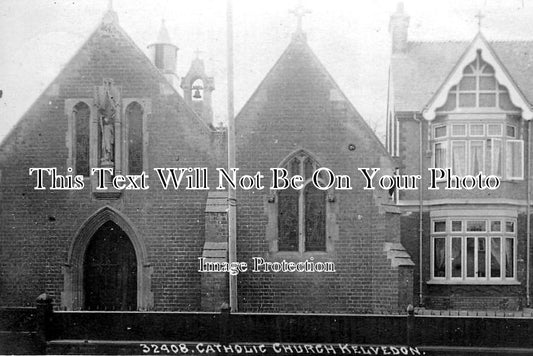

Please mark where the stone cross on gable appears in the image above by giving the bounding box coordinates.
[289,4,311,33]
[475,10,485,30]
[194,48,203,59]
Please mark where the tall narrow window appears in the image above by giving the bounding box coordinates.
[506,140,523,179]
[490,139,502,176]
[74,102,90,176]
[470,140,484,174]
[127,102,143,175]
[278,188,299,251]
[304,184,326,251]
[277,152,327,253]
[433,237,446,278]
[451,237,462,278]
[451,141,466,176]
[434,142,447,169]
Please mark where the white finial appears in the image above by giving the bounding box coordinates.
[289,3,311,33]
[475,10,485,31]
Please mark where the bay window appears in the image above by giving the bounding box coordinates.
[431,217,516,283]
[433,122,523,180]
[432,50,524,180]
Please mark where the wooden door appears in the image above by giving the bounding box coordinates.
[83,221,137,310]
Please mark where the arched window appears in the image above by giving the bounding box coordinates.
[127,102,143,175]
[278,152,326,252]
[73,102,90,176]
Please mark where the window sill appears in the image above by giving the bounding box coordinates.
[268,251,333,262]
[427,279,521,286]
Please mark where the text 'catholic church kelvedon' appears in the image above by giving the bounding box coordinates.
[2,3,452,314]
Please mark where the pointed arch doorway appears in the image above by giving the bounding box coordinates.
[84,221,137,310]
[61,207,154,311]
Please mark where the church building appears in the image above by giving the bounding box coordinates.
[0,4,412,313]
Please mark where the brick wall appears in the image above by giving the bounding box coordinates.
[233,38,407,313]
[0,19,218,310]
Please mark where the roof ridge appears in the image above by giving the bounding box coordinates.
[409,39,533,44]
[408,40,468,44]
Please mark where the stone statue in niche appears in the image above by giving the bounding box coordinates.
[95,79,120,165]
[99,112,114,164]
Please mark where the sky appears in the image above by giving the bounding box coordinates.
[1,0,533,143]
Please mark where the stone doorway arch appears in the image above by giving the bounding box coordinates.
[61,206,153,310]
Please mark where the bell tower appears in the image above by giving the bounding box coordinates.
[148,19,179,87]
[181,52,215,127]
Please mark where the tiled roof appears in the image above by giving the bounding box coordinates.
[392,39,533,112]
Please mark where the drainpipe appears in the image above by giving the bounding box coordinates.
[527,120,531,307]
[412,113,424,306]
[226,0,238,312]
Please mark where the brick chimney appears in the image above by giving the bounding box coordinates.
[389,2,410,54]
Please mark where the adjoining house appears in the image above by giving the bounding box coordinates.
[387,3,533,311]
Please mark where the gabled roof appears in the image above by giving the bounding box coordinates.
[235,33,389,156]
[391,34,533,118]
[0,8,213,154]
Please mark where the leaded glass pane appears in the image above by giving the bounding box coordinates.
[459,93,476,107]
[127,102,143,175]
[505,221,515,233]
[490,220,501,232]
[466,238,475,277]
[452,221,462,232]
[434,238,446,278]
[505,238,514,278]
[434,221,446,233]
[459,76,476,90]
[487,124,502,136]
[506,140,523,178]
[478,238,486,277]
[451,237,462,278]
[499,91,516,111]
[434,142,446,169]
[491,237,501,278]
[451,124,466,137]
[278,188,299,251]
[75,102,90,176]
[482,64,494,74]
[434,126,446,138]
[492,139,502,176]
[479,93,496,107]
[304,184,326,251]
[440,92,456,111]
[290,159,300,177]
[469,124,484,136]
[463,65,474,74]
[467,220,486,232]
[479,76,496,90]
[470,140,484,174]
[506,125,516,138]
[304,157,314,180]
[452,141,466,176]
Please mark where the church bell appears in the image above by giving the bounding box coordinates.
[193,87,202,99]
